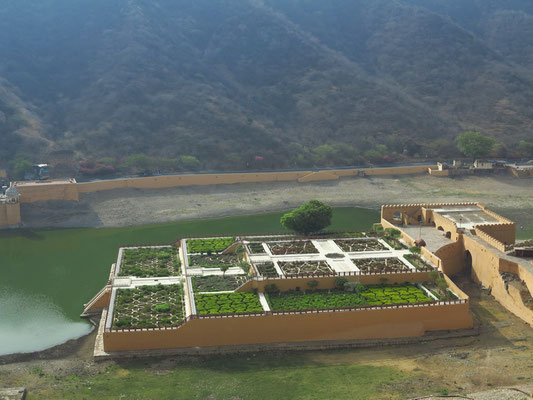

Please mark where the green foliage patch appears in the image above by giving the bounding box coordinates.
[187,237,235,253]
[119,246,180,277]
[188,254,240,268]
[113,284,184,329]
[192,275,248,292]
[247,242,267,254]
[280,200,333,235]
[255,262,278,277]
[267,284,432,311]
[195,292,264,315]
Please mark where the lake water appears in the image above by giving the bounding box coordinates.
[0,207,379,355]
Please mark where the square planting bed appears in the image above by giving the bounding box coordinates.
[255,262,278,277]
[277,260,333,275]
[195,292,264,315]
[334,239,387,252]
[267,240,319,255]
[266,284,432,311]
[246,242,267,254]
[192,275,248,292]
[352,258,410,273]
[119,247,181,277]
[187,237,235,254]
[112,284,185,329]
[188,254,240,269]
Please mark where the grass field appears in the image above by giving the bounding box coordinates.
[22,353,431,400]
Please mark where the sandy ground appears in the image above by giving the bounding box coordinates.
[0,275,531,398]
[20,175,533,229]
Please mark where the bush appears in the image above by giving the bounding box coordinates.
[280,200,332,235]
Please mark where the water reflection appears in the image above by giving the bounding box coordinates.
[0,287,93,356]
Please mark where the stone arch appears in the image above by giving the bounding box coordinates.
[437,226,444,231]
[445,231,452,239]
[465,250,472,274]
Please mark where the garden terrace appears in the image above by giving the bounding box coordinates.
[334,239,387,252]
[254,262,278,277]
[266,284,433,311]
[195,292,264,315]
[352,258,411,273]
[187,237,235,254]
[423,281,459,301]
[192,275,248,292]
[188,254,240,269]
[118,246,181,277]
[267,240,319,255]
[112,284,185,329]
[246,242,267,254]
[277,260,333,275]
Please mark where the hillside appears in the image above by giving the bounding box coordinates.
[1,0,533,173]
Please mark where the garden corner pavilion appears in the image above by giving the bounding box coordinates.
[381,202,533,326]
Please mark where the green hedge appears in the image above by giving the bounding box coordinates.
[195,292,263,315]
[192,275,248,292]
[187,237,235,253]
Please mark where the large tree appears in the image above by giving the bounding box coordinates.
[455,131,496,160]
[280,200,332,235]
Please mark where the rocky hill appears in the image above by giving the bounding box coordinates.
[1,0,533,171]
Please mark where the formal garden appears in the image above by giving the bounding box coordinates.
[267,240,319,255]
[112,284,185,329]
[246,242,267,254]
[187,237,235,253]
[192,275,249,292]
[118,246,181,277]
[195,292,264,315]
[265,284,433,311]
[188,254,240,268]
[334,239,387,252]
[277,260,333,275]
[254,262,278,277]
[352,258,411,273]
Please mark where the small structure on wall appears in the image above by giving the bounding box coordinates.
[0,183,21,228]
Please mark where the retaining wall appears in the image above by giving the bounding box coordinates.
[0,202,20,227]
[103,301,472,352]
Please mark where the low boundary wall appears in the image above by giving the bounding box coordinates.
[13,164,437,204]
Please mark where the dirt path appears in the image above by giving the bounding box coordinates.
[20,175,533,229]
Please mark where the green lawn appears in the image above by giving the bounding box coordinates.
[25,354,420,400]
[0,207,379,320]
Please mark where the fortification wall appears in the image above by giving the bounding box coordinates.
[0,202,21,228]
[14,180,79,203]
[103,301,472,352]
[475,223,516,247]
[435,240,464,276]
[463,235,533,326]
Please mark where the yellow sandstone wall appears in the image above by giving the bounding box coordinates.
[463,235,533,326]
[15,181,79,203]
[475,223,516,247]
[0,203,21,227]
[103,302,473,352]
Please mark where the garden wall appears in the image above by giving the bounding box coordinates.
[103,301,473,352]
[434,241,464,276]
[475,223,516,247]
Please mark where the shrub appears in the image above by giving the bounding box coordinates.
[334,277,348,289]
[154,303,170,313]
[280,200,332,235]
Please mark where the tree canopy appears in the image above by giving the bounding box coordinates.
[455,131,496,159]
[280,200,332,235]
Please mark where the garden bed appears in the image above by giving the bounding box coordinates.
[404,254,432,270]
[195,292,264,315]
[112,284,185,329]
[277,260,333,275]
[247,242,267,254]
[334,239,387,252]
[189,254,240,269]
[187,237,235,254]
[255,262,278,277]
[119,246,181,277]
[352,258,410,273]
[267,240,319,255]
[192,275,248,292]
[266,284,432,311]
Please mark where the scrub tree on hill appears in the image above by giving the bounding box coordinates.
[456,131,496,160]
[281,200,332,235]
